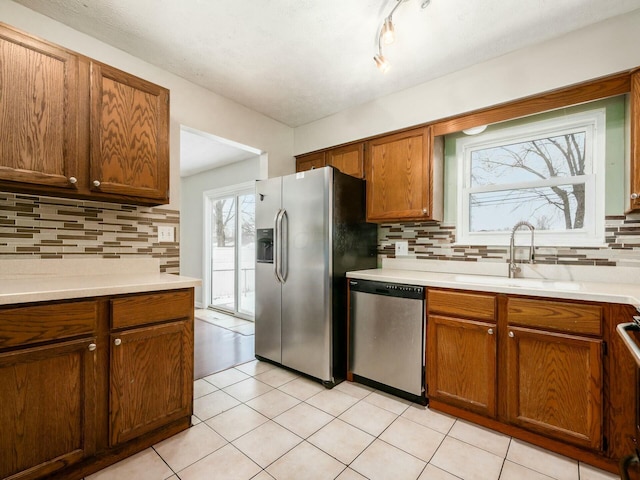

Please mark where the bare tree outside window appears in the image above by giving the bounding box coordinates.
[214,199,236,247]
[457,107,606,246]
[463,123,596,234]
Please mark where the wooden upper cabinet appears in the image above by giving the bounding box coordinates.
[0,25,79,189]
[0,23,170,206]
[327,143,364,179]
[630,69,640,212]
[505,326,603,450]
[296,151,326,173]
[366,126,443,222]
[91,62,169,203]
[296,143,364,178]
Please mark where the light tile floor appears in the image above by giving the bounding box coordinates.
[195,308,255,335]
[87,360,621,480]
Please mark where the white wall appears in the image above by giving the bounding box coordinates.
[180,158,260,305]
[1,0,295,210]
[294,8,640,154]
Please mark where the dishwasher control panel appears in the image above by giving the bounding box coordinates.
[349,279,424,299]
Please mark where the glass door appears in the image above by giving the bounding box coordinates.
[238,193,255,316]
[208,186,255,318]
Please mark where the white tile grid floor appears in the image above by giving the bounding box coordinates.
[195,308,255,336]
[86,360,620,480]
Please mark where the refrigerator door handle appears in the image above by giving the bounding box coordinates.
[280,209,288,282]
[274,209,285,283]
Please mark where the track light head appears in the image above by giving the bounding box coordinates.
[374,54,390,73]
[381,17,395,44]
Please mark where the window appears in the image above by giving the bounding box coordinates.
[204,182,255,318]
[456,109,606,246]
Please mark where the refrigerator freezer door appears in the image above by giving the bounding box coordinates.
[255,177,283,363]
[281,169,332,382]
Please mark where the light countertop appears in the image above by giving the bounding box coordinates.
[347,267,640,309]
[0,259,201,305]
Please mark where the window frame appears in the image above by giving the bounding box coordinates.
[455,108,607,247]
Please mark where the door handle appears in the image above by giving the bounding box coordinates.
[280,209,288,282]
[274,209,284,283]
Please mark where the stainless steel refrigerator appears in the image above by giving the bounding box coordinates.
[254,166,377,387]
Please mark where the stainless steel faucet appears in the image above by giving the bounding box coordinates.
[509,221,535,278]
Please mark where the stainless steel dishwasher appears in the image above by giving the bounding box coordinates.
[349,279,426,404]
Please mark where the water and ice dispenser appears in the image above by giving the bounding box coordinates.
[256,228,274,263]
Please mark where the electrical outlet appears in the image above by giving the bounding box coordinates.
[395,240,409,256]
[158,226,175,243]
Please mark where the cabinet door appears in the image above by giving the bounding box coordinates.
[327,143,364,178]
[0,338,96,480]
[90,62,169,203]
[296,152,326,172]
[366,127,432,222]
[427,315,497,417]
[0,25,79,189]
[630,70,640,211]
[110,321,192,446]
[505,326,603,450]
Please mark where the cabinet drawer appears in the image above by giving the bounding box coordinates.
[507,298,602,336]
[111,290,192,329]
[428,289,495,321]
[0,301,97,349]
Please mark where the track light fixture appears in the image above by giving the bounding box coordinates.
[374,53,390,73]
[374,0,431,73]
[381,17,395,44]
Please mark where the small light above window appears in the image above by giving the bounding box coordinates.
[462,125,488,135]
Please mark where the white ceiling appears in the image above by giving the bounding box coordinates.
[179,127,261,178]
[13,0,640,175]
[14,0,640,128]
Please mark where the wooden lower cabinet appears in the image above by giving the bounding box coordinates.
[427,315,496,417]
[0,288,194,480]
[0,338,96,480]
[505,326,603,450]
[110,321,192,446]
[426,290,633,473]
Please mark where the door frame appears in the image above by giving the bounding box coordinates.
[203,181,255,319]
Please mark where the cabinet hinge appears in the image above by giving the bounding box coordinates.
[425,383,428,395]
[602,341,608,356]
[603,436,608,452]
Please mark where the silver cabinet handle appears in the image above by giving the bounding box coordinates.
[68,176,77,184]
[114,338,122,346]
[88,343,96,351]
[488,328,494,335]
[632,193,639,200]
[508,331,514,338]
[93,180,101,187]
[422,208,428,214]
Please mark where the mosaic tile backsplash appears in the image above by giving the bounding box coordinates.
[0,192,179,273]
[379,214,640,268]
